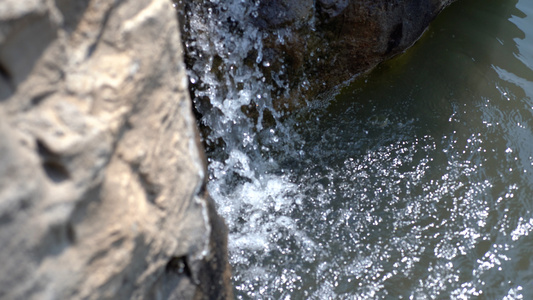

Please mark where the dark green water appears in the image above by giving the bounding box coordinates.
[275,0,533,297]
[184,0,533,297]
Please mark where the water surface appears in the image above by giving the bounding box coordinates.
[270,0,533,297]
[186,0,533,298]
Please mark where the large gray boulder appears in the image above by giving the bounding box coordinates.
[0,0,232,299]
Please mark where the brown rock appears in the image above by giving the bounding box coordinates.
[0,0,232,299]
[260,0,458,107]
[177,0,457,112]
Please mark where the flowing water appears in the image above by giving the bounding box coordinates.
[179,0,533,298]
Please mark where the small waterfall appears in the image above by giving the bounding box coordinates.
[175,0,315,297]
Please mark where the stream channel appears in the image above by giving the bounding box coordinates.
[181,0,533,298]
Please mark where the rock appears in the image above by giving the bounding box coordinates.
[260,0,459,107]
[0,0,232,299]
[254,0,314,29]
[177,0,457,111]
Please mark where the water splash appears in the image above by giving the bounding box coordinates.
[176,0,533,298]
[176,2,312,297]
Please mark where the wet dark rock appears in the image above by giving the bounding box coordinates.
[254,0,314,29]
[177,0,457,112]
[259,0,458,107]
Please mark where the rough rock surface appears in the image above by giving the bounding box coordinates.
[0,0,232,299]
